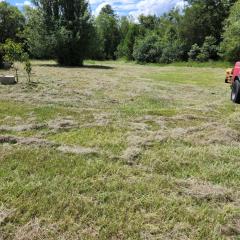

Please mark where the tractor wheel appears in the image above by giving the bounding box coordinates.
[231,79,240,103]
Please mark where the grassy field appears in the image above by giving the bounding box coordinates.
[0,60,240,239]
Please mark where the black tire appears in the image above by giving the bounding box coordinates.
[231,79,240,103]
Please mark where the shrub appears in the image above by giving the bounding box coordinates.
[196,52,209,62]
[188,44,201,61]
[160,40,186,63]
[133,34,162,63]
[188,36,218,62]
[201,36,218,60]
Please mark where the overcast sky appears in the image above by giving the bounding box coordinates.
[7,0,186,17]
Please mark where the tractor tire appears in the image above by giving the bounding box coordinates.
[231,79,240,104]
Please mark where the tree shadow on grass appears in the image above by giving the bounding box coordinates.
[83,65,114,70]
[35,63,114,70]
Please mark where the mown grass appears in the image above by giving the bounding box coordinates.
[0,60,240,239]
[149,60,233,68]
[119,95,177,117]
[146,67,224,87]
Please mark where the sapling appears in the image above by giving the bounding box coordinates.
[2,40,24,82]
[24,59,32,83]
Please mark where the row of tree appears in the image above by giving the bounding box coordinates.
[0,0,240,66]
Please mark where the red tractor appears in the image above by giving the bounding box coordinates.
[226,62,240,103]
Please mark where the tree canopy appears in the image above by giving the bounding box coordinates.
[0,2,25,66]
[29,0,94,66]
[95,5,120,60]
[220,0,240,62]
[0,0,239,66]
[0,2,25,43]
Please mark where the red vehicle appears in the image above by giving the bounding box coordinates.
[226,62,240,103]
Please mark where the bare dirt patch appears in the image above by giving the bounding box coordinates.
[126,120,240,148]
[0,206,14,224]
[126,134,152,147]
[141,222,191,240]
[0,135,57,147]
[57,145,98,155]
[81,112,112,128]
[178,179,234,202]
[121,146,142,165]
[14,218,57,240]
[0,117,78,133]
[0,135,98,155]
[122,131,154,165]
[0,123,45,132]
[192,125,240,146]
[130,122,150,131]
[221,217,240,238]
[93,113,110,126]
[137,114,210,126]
[48,117,78,131]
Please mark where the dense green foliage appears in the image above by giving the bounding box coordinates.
[0,0,240,66]
[2,39,24,63]
[27,0,94,66]
[24,6,55,59]
[221,0,240,62]
[188,36,218,62]
[95,5,120,60]
[117,18,140,60]
[0,2,25,43]
[2,39,29,81]
[181,0,236,46]
[133,34,162,63]
[0,2,25,66]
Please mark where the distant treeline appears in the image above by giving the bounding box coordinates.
[0,0,240,66]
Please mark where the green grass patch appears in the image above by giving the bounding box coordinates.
[146,68,223,87]
[48,125,127,155]
[120,95,177,117]
[0,100,31,120]
[144,60,233,68]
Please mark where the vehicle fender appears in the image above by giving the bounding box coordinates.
[234,76,240,82]
[232,76,240,87]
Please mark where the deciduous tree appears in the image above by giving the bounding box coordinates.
[32,0,94,66]
[95,5,120,60]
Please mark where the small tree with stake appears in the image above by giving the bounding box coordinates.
[2,40,24,82]
[2,39,32,83]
